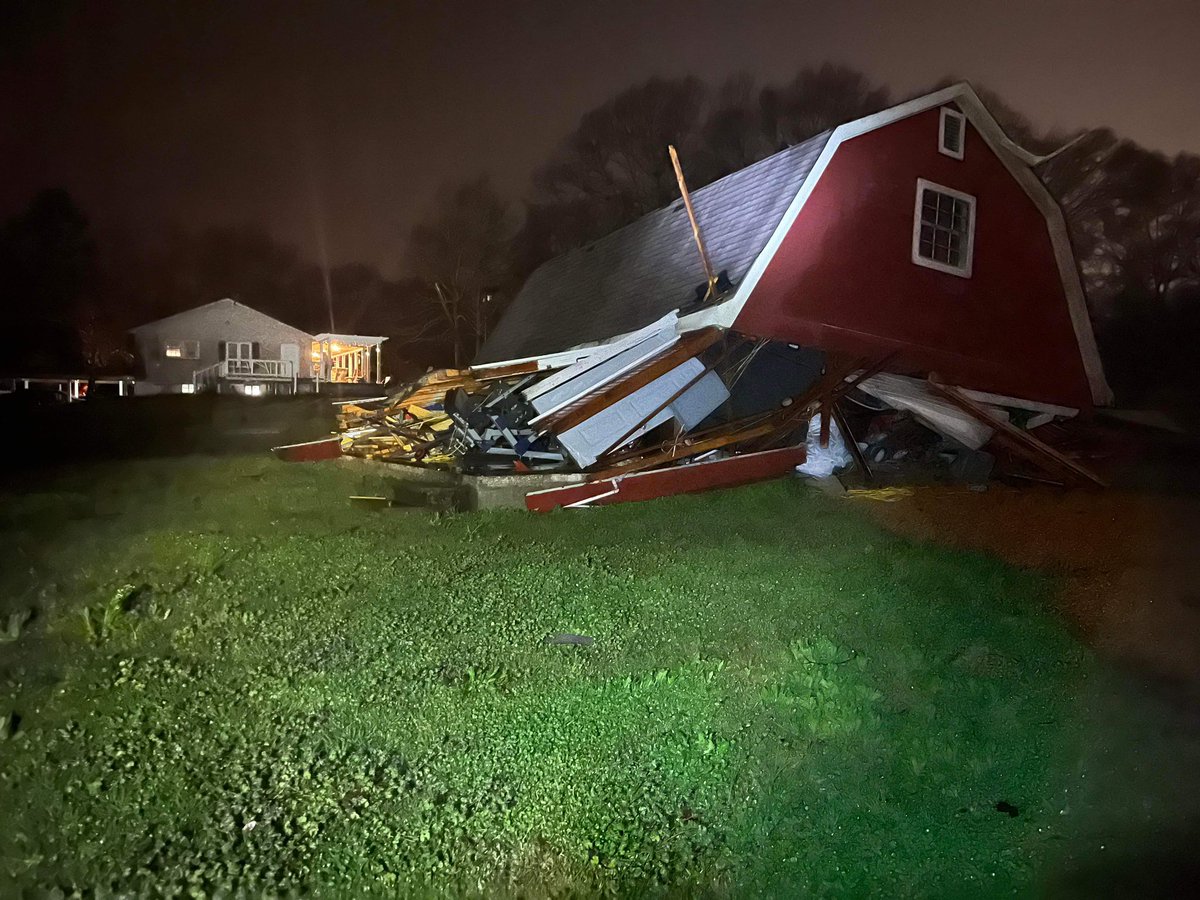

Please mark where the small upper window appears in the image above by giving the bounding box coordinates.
[912,179,975,278]
[939,107,965,159]
[164,340,199,359]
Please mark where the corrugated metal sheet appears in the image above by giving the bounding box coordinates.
[479,131,832,362]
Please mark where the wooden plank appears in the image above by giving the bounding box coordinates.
[589,420,777,478]
[468,360,542,382]
[756,356,866,451]
[526,445,806,512]
[669,144,718,300]
[927,377,1106,487]
[535,327,725,435]
[271,437,342,462]
[833,402,872,482]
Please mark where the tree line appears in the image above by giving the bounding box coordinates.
[3,64,1198,403]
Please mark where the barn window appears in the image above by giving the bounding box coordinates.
[939,107,965,159]
[912,179,975,278]
[164,340,199,359]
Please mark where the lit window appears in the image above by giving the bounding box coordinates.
[912,179,975,278]
[939,107,965,159]
[164,340,200,359]
[180,383,195,394]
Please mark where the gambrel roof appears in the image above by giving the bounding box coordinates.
[480,83,1111,406]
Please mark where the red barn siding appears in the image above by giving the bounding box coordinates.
[733,106,1094,409]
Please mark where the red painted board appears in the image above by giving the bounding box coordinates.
[271,437,343,462]
[525,445,806,513]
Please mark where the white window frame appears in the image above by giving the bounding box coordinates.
[911,178,976,279]
[939,107,966,160]
[164,340,199,360]
[226,341,253,360]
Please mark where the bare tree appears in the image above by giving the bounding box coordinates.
[406,177,514,366]
[526,77,710,256]
[759,64,890,149]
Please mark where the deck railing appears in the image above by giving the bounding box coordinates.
[194,359,296,392]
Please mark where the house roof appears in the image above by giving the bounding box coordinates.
[129,298,313,338]
[477,129,832,363]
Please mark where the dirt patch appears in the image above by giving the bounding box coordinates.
[859,483,1200,682]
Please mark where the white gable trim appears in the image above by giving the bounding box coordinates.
[681,82,1113,406]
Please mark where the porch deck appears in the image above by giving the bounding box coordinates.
[194,359,298,392]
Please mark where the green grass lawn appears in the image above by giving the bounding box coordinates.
[0,456,1098,895]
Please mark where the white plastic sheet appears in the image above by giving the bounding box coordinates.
[795,415,852,478]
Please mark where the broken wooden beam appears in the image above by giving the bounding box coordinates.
[832,402,872,483]
[927,377,1106,487]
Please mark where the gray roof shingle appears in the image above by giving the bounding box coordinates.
[478,130,832,363]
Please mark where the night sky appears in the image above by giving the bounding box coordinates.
[3,0,1198,274]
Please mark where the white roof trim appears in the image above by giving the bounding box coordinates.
[315,333,388,344]
[470,344,603,372]
[680,82,1112,406]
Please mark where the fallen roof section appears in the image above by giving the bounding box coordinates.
[476,130,831,363]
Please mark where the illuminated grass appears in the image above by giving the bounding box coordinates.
[0,457,1089,895]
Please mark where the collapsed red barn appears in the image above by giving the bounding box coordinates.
[479,82,1110,412]
[311,83,1111,509]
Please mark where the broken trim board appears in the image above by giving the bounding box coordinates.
[528,328,680,419]
[272,437,343,462]
[522,311,680,407]
[525,445,805,512]
[556,359,730,467]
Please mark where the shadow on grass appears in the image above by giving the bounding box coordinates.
[0,394,335,473]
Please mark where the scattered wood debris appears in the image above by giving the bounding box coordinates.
[273,311,1106,510]
[326,313,841,504]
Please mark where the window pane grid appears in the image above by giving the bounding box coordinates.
[917,187,971,271]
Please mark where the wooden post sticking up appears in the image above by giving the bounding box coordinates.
[669,144,719,302]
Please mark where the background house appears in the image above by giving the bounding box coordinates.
[129,298,386,395]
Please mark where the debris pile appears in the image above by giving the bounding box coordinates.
[276,310,1105,509]
[326,313,851,506]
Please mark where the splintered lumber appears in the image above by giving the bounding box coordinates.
[832,403,872,482]
[927,377,1106,487]
[756,352,898,452]
[590,419,777,478]
[756,356,867,450]
[534,327,725,435]
[470,360,543,381]
[525,445,807,512]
